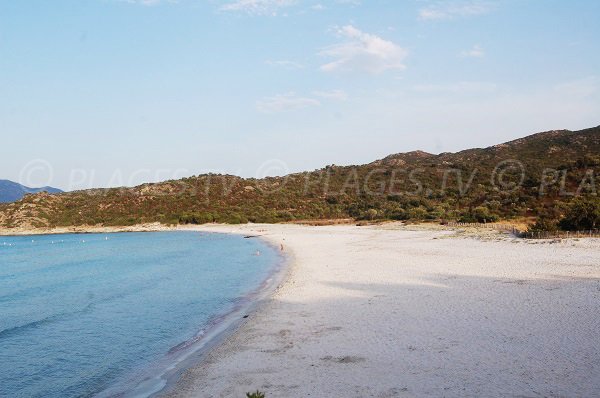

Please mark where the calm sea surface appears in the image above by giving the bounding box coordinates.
[0,231,280,397]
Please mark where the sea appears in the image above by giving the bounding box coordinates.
[0,231,282,397]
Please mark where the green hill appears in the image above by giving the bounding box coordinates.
[1,126,598,230]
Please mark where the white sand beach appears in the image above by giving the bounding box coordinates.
[165,223,600,397]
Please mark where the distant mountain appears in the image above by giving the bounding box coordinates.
[0,126,598,229]
[0,180,62,203]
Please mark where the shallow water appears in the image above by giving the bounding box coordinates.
[0,231,279,398]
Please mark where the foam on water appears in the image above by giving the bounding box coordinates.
[0,231,281,398]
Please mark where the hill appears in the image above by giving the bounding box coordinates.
[0,126,598,230]
[0,180,62,204]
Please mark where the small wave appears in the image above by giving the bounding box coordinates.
[0,282,160,341]
[167,330,206,354]
[0,312,66,340]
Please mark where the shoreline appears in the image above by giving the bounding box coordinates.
[90,229,292,398]
[149,228,293,398]
[2,228,292,398]
[163,223,600,397]
[4,223,600,396]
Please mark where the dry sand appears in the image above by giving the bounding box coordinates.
[163,223,600,397]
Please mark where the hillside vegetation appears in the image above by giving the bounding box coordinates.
[1,126,598,230]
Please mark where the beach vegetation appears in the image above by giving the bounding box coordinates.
[528,217,560,233]
[559,197,600,230]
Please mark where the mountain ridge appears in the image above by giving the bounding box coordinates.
[0,180,62,204]
[1,125,598,229]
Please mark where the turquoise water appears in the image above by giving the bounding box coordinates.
[0,231,280,398]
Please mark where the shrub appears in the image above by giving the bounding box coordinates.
[559,197,600,230]
[386,194,402,202]
[471,206,499,223]
[407,206,428,220]
[246,391,265,398]
[364,208,378,220]
[388,208,407,220]
[179,212,214,224]
[219,213,248,224]
[528,217,559,232]
[275,211,294,222]
[458,213,476,223]
[427,205,445,220]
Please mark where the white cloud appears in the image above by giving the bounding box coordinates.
[319,25,407,74]
[265,59,304,69]
[312,89,348,100]
[419,1,494,20]
[311,3,325,10]
[460,44,485,58]
[220,0,297,15]
[256,92,321,113]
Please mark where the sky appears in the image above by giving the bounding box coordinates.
[1,0,599,190]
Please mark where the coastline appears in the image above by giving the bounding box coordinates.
[92,229,291,398]
[163,223,600,397]
[146,228,293,398]
[1,227,291,398]
[4,222,600,396]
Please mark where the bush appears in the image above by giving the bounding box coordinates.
[363,208,378,220]
[528,217,559,232]
[179,212,214,224]
[407,206,428,220]
[471,206,499,223]
[275,210,294,222]
[559,197,600,230]
[219,213,248,224]
[458,213,476,223]
[246,391,265,398]
[388,208,407,220]
[426,205,445,220]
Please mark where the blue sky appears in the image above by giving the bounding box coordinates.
[1,0,599,190]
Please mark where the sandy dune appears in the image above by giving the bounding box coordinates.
[166,223,600,397]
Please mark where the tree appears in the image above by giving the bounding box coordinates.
[559,197,600,230]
